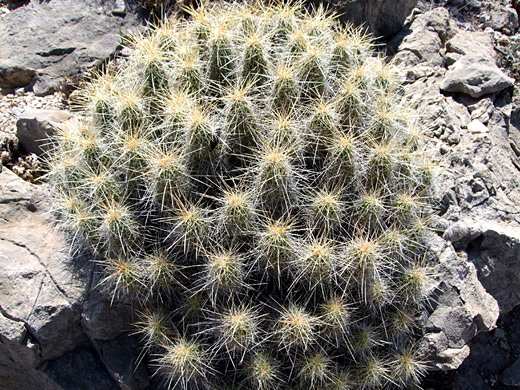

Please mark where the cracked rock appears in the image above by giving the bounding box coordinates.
[420,232,499,370]
[0,168,150,389]
[392,7,453,68]
[0,0,144,95]
[0,168,89,363]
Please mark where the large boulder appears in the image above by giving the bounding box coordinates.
[0,0,145,96]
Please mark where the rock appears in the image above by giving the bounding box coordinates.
[482,7,519,33]
[390,2,520,383]
[96,334,151,390]
[514,0,520,15]
[81,288,135,341]
[16,109,71,156]
[0,168,151,389]
[442,217,520,314]
[502,358,520,387]
[446,31,496,65]
[43,346,120,390]
[467,97,494,124]
[440,55,515,98]
[467,119,488,134]
[0,312,61,390]
[336,0,418,38]
[0,66,36,90]
[113,0,127,16]
[392,8,453,68]
[420,232,499,370]
[0,169,89,362]
[469,222,520,314]
[0,0,144,96]
[443,218,483,249]
[424,303,520,389]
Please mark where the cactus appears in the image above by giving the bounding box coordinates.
[48,1,435,389]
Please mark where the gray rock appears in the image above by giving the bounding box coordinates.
[482,7,519,33]
[336,0,418,38]
[466,97,495,124]
[82,288,135,341]
[502,358,520,387]
[43,345,119,390]
[113,0,127,16]
[392,8,453,68]
[0,0,144,96]
[16,109,72,156]
[468,221,520,314]
[393,10,520,376]
[0,312,61,390]
[446,31,496,64]
[97,334,151,390]
[467,119,488,134]
[420,232,499,370]
[0,169,89,362]
[440,55,515,98]
[0,168,150,389]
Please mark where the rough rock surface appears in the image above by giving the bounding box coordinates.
[445,30,496,65]
[424,305,520,390]
[391,7,455,69]
[0,0,145,96]
[16,109,72,156]
[391,1,520,387]
[334,0,418,38]
[420,233,499,371]
[0,168,152,390]
[444,219,520,314]
[440,55,515,98]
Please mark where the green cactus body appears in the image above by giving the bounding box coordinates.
[49,2,435,389]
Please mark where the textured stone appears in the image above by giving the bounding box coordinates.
[442,218,520,314]
[0,168,149,389]
[440,55,515,98]
[336,0,418,38]
[113,0,127,16]
[467,120,488,134]
[43,346,119,390]
[0,0,144,95]
[0,169,90,362]
[483,7,519,33]
[392,8,453,68]
[420,232,499,370]
[446,31,496,63]
[16,109,71,156]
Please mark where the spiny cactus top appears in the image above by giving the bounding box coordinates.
[49,1,436,389]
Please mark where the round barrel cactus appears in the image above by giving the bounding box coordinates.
[48,1,436,389]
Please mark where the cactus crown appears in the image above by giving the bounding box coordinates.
[49,1,434,389]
